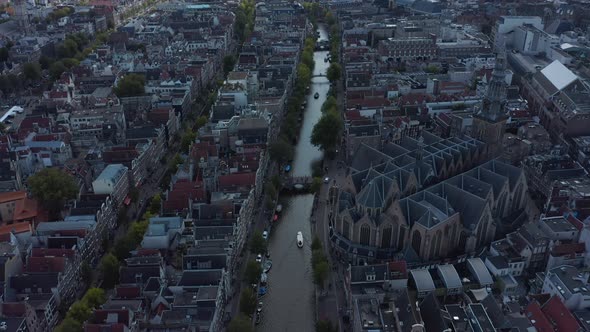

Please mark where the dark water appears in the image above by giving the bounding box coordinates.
[257,25,329,332]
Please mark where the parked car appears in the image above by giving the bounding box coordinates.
[256,254,262,263]
[262,230,269,240]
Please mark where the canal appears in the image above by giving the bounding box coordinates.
[257,25,330,331]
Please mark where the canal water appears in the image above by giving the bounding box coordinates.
[257,25,329,331]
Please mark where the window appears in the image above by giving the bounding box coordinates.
[360,225,371,246]
[381,226,392,248]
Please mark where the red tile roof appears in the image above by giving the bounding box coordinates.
[85,324,126,332]
[542,295,581,332]
[388,260,408,278]
[551,242,585,257]
[115,286,141,299]
[566,214,584,231]
[0,191,26,204]
[26,256,67,273]
[218,172,256,190]
[1,303,26,317]
[0,222,32,242]
[93,309,130,325]
[31,248,76,258]
[163,180,206,213]
[525,301,553,332]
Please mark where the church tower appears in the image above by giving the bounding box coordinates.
[472,51,509,159]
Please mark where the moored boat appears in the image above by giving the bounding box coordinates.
[314,92,319,99]
[297,231,303,248]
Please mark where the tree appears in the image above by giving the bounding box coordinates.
[326,63,341,83]
[239,287,257,316]
[49,61,67,80]
[57,38,79,58]
[311,236,322,251]
[54,317,82,332]
[28,168,78,219]
[195,115,208,129]
[269,138,295,163]
[424,65,440,74]
[321,95,337,113]
[310,177,322,194]
[265,182,277,200]
[228,314,254,332]
[39,55,53,70]
[250,231,266,254]
[66,301,91,323]
[63,58,80,68]
[149,193,162,215]
[297,64,311,87]
[180,128,197,153]
[312,249,327,267]
[23,62,41,81]
[81,260,92,286]
[223,55,236,75]
[313,260,329,288]
[244,260,262,284]
[100,253,120,289]
[311,110,343,153]
[114,73,145,97]
[316,319,338,332]
[83,287,106,309]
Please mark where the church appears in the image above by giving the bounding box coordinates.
[329,52,526,265]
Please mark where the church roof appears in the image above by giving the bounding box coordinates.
[357,175,393,209]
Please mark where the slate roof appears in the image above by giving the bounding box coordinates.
[436,264,462,289]
[177,270,222,287]
[356,175,392,209]
[419,292,448,331]
[410,269,435,293]
[119,266,161,284]
[350,264,388,283]
[10,273,59,292]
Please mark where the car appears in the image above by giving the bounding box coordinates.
[324,177,330,184]
[262,230,268,240]
[256,254,262,263]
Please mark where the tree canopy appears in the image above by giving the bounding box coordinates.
[54,317,82,332]
[313,260,329,288]
[316,319,338,332]
[149,193,162,215]
[326,63,342,83]
[28,168,78,219]
[269,138,294,163]
[100,253,120,289]
[321,95,337,113]
[239,287,257,316]
[223,55,236,75]
[250,231,267,254]
[180,128,197,153]
[114,73,145,98]
[228,314,254,332]
[49,61,67,80]
[23,62,41,81]
[311,110,343,153]
[244,260,262,284]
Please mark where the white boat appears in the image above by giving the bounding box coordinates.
[276,204,283,213]
[297,231,303,248]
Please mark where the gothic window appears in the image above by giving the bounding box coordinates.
[398,226,406,250]
[430,231,441,259]
[412,231,422,255]
[514,183,524,210]
[343,220,350,240]
[381,225,392,248]
[360,224,371,246]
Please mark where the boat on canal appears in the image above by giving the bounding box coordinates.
[263,260,273,273]
[314,92,319,99]
[297,231,303,248]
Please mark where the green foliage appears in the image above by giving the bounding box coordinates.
[223,55,236,75]
[100,253,120,289]
[244,260,262,284]
[313,260,329,288]
[63,58,80,68]
[39,55,53,70]
[23,62,41,80]
[28,168,78,219]
[228,314,254,332]
[195,115,208,129]
[49,61,67,80]
[326,63,341,83]
[424,65,440,74]
[149,193,162,215]
[81,260,92,286]
[57,38,79,59]
[321,95,337,113]
[234,0,255,43]
[83,287,106,309]
[114,73,145,98]
[250,231,267,254]
[269,138,294,163]
[311,236,322,251]
[239,287,257,316]
[312,249,327,267]
[180,128,197,153]
[47,7,73,22]
[311,110,343,153]
[66,301,91,323]
[316,319,338,332]
[54,317,82,332]
[310,177,322,194]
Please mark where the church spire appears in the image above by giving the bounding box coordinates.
[477,50,508,123]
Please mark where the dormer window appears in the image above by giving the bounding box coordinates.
[366,273,376,281]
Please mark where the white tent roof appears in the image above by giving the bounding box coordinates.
[541,60,577,91]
